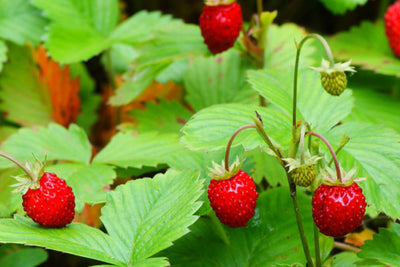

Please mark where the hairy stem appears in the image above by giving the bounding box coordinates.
[0,152,36,180]
[292,34,335,126]
[307,132,342,183]
[333,241,361,253]
[314,223,321,267]
[224,125,257,171]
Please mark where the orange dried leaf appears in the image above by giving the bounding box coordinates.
[33,45,81,127]
[345,228,375,247]
[73,203,103,228]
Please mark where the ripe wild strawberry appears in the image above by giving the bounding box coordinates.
[312,167,366,237]
[312,183,366,237]
[4,154,76,228]
[22,172,75,228]
[207,159,258,227]
[311,59,355,96]
[385,1,400,57]
[199,0,242,54]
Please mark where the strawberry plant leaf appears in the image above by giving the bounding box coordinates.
[247,69,353,133]
[45,163,116,212]
[93,131,180,168]
[325,122,400,219]
[264,23,317,69]
[0,169,22,217]
[329,21,400,77]
[160,187,320,266]
[100,169,203,265]
[109,11,177,45]
[0,245,48,267]
[343,88,400,134]
[0,40,7,72]
[31,0,118,63]
[110,23,207,106]
[0,43,52,126]
[0,0,47,45]
[0,123,92,168]
[318,0,368,14]
[0,215,126,265]
[129,100,192,134]
[331,252,361,266]
[358,223,400,265]
[181,103,292,151]
[184,49,257,111]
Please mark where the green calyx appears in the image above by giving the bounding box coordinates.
[320,166,365,186]
[208,157,242,180]
[310,59,356,96]
[205,0,235,6]
[11,157,45,194]
[284,152,321,187]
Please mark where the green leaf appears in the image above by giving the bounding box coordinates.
[0,169,22,217]
[32,0,119,63]
[109,62,171,106]
[100,169,203,264]
[0,245,48,267]
[0,43,52,126]
[343,88,400,134]
[0,123,92,168]
[93,131,181,168]
[184,49,257,111]
[129,100,192,134]
[0,40,7,72]
[0,215,126,265]
[134,23,207,67]
[358,223,400,265]
[70,62,101,133]
[160,187,316,266]
[318,0,368,14]
[264,23,317,69]
[248,69,353,133]
[181,103,292,151]
[0,0,47,45]
[246,149,286,186]
[110,11,176,45]
[331,252,361,267]
[45,163,116,211]
[326,123,400,219]
[329,21,400,77]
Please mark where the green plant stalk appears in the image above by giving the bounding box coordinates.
[327,135,350,167]
[0,152,35,180]
[299,123,307,165]
[224,124,257,171]
[253,114,313,266]
[257,0,263,19]
[292,34,335,126]
[313,223,321,267]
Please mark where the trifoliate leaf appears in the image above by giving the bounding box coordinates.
[318,0,368,14]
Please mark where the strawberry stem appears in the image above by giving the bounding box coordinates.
[314,223,322,267]
[307,132,343,183]
[292,33,335,127]
[224,124,256,171]
[0,152,36,181]
[327,135,350,167]
[299,123,307,165]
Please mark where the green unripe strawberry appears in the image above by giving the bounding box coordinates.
[320,71,347,96]
[291,164,317,187]
[311,59,355,96]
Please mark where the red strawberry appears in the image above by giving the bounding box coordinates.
[208,170,258,227]
[199,0,243,54]
[385,1,400,57]
[22,172,75,228]
[312,182,366,237]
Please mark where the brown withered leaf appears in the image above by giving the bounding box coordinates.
[345,228,375,247]
[33,45,81,127]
